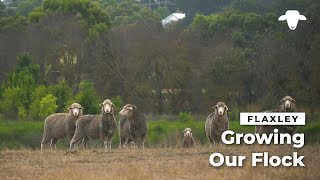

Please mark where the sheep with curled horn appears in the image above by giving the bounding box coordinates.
[69,99,117,150]
[41,103,83,150]
[205,102,229,147]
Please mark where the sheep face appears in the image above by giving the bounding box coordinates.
[101,99,114,114]
[183,128,193,138]
[281,96,295,109]
[119,104,136,119]
[68,103,83,117]
[278,10,307,30]
[213,102,228,116]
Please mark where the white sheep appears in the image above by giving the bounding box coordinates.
[205,102,229,147]
[278,10,307,30]
[69,99,117,150]
[41,103,83,150]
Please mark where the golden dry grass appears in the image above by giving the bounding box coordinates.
[0,145,319,180]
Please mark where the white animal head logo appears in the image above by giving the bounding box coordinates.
[278,10,307,30]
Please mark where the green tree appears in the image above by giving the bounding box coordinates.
[38,0,111,36]
[111,95,124,112]
[29,85,49,119]
[72,81,100,114]
[17,0,43,16]
[106,0,160,26]
[0,15,27,33]
[0,87,23,116]
[18,106,28,120]
[49,81,73,112]
[154,6,170,19]
[0,52,41,118]
[39,94,58,119]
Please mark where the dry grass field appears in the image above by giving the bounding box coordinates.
[0,145,319,180]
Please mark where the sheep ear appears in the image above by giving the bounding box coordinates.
[299,15,307,20]
[292,98,295,102]
[280,99,284,103]
[225,106,229,111]
[68,107,72,110]
[278,15,287,21]
[132,105,137,110]
[100,103,103,107]
[212,105,218,109]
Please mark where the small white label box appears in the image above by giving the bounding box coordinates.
[240,112,305,125]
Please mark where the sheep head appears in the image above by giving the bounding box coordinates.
[100,99,114,114]
[119,104,137,119]
[68,103,83,117]
[280,96,295,109]
[182,128,193,139]
[213,101,228,116]
[278,10,306,30]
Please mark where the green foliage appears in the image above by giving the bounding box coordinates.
[111,95,124,112]
[0,15,27,33]
[6,53,40,106]
[17,0,43,16]
[18,106,28,120]
[39,94,58,119]
[49,81,73,112]
[0,52,41,118]
[28,7,44,22]
[29,85,49,119]
[42,0,110,26]
[178,112,192,123]
[72,81,100,114]
[231,31,245,46]
[209,49,249,82]
[88,22,109,40]
[192,10,276,40]
[106,0,160,26]
[154,6,170,19]
[0,87,23,115]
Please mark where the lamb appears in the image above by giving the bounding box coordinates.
[205,102,229,147]
[256,96,298,135]
[119,104,148,149]
[41,103,83,150]
[182,128,195,148]
[69,99,117,150]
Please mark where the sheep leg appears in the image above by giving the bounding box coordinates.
[50,138,59,149]
[41,137,51,150]
[141,139,145,149]
[108,140,112,150]
[207,136,214,147]
[120,137,128,149]
[82,137,89,149]
[213,141,220,148]
[103,139,109,150]
[137,138,141,149]
[105,136,112,150]
[69,136,82,150]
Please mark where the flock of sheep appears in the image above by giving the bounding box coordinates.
[40,95,297,150]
